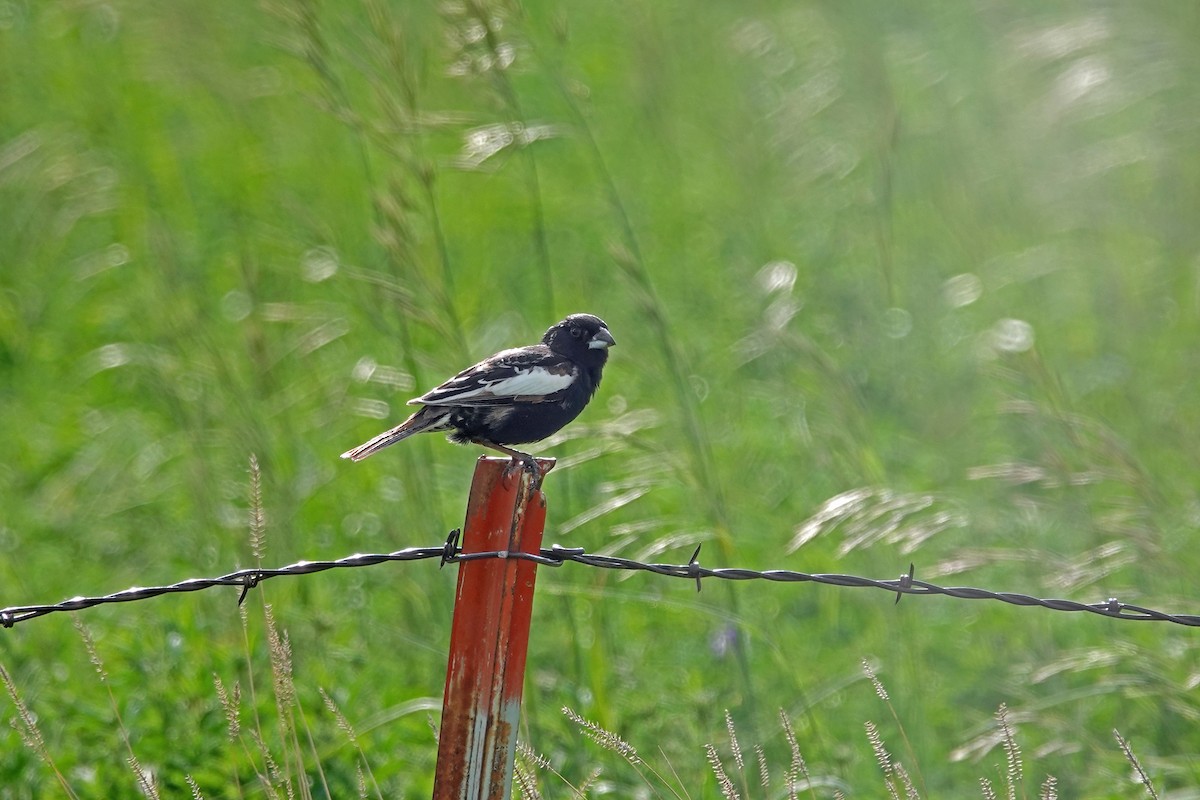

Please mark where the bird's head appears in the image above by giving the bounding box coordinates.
[544,313,616,362]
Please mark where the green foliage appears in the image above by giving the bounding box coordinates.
[2,0,1199,795]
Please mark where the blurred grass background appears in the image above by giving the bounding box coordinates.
[2,0,1199,796]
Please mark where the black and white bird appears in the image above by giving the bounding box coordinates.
[340,313,615,467]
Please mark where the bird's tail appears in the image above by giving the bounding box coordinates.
[340,407,447,461]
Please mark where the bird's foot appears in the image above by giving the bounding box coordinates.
[502,453,544,489]
[473,439,544,489]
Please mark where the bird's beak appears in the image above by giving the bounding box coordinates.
[589,327,616,349]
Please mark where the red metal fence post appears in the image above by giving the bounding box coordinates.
[433,456,555,800]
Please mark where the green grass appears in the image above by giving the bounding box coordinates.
[3,0,1200,796]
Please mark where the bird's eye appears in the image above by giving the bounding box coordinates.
[570,327,583,339]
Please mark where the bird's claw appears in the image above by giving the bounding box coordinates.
[501,454,544,490]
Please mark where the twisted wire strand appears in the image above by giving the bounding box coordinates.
[2,533,1197,628]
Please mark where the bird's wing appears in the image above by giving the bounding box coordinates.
[411,346,579,407]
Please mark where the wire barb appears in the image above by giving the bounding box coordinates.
[2,543,1199,628]
[895,563,915,605]
[688,544,704,594]
[441,529,462,568]
[237,573,261,606]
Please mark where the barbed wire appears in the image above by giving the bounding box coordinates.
[3,530,1198,628]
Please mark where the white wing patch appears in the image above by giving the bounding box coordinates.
[413,365,576,406]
